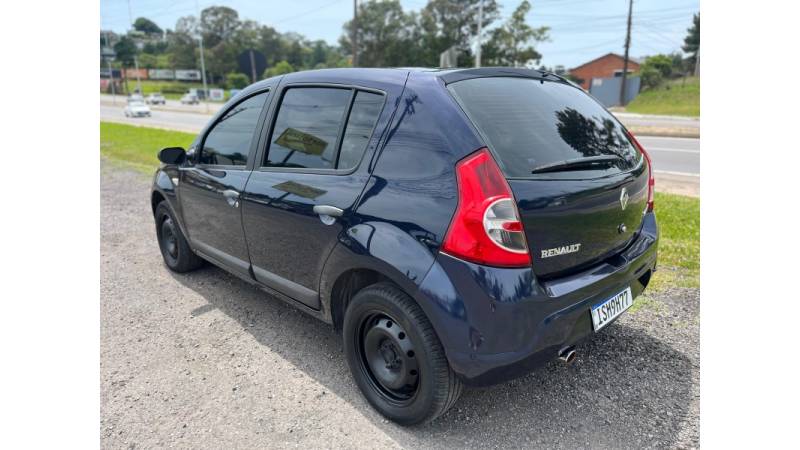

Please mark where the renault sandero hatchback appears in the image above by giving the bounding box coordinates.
[151,67,658,425]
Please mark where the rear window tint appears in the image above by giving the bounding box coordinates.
[448,78,640,178]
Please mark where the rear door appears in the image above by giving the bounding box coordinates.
[448,76,649,278]
[179,90,270,277]
[241,84,390,309]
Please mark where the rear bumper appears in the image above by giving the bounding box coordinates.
[416,212,659,386]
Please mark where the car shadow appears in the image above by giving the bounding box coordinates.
[171,263,695,449]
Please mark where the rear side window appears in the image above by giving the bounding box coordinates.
[266,88,349,169]
[265,87,384,171]
[338,91,384,170]
[200,91,268,166]
[448,78,640,178]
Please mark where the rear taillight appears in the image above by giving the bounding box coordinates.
[441,148,531,268]
[628,131,655,212]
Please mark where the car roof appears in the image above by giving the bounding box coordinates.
[240,67,573,97]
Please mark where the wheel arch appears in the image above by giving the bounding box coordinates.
[320,221,439,332]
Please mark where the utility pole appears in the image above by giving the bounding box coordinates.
[196,0,209,112]
[249,49,257,83]
[694,45,700,77]
[127,0,142,94]
[475,0,484,68]
[352,0,358,67]
[619,0,633,107]
[104,31,117,105]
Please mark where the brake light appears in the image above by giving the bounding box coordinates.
[441,148,531,267]
[627,131,655,212]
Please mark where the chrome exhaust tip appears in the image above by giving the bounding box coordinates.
[558,347,577,365]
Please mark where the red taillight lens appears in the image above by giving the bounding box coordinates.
[441,148,531,268]
[627,131,655,212]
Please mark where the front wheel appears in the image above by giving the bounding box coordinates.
[343,282,463,425]
[154,201,204,273]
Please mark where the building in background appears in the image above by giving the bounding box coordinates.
[568,53,640,90]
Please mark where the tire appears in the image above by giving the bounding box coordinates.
[343,282,463,425]
[154,201,204,273]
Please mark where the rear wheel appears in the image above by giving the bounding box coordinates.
[343,282,463,425]
[154,201,203,273]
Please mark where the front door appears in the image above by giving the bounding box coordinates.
[179,90,270,276]
[242,86,389,309]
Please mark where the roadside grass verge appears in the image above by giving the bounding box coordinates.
[100,121,699,295]
[626,77,700,117]
[633,191,700,313]
[100,122,195,172]
[650,192,700,290]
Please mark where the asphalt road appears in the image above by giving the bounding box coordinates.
[101,162,699,448]
[100,100,700,195]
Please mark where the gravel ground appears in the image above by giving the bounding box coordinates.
[101,161,699,449]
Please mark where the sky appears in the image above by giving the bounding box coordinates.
[99,0,699,69]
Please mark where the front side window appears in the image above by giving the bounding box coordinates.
[200,91,269,166]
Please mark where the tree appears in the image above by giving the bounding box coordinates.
[133,17,162,35]
[167,16,199,69]
[340,0,417,67]
[258,26,286,67]
[264,60,295,78]
[201,6,240,48]
[113,35,138,67]
[682,13,699,73]
[416,0,501,66]
[483,0,549,67]
[137,53,158,68]
[225,72,250,89]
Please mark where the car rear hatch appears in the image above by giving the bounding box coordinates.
[447,75,649,278]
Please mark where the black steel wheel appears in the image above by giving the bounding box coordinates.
[358,312,420,404]
[154,201,204,273]
[343,282,463,425]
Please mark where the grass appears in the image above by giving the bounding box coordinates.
[100,122,195,172]
[100,121,700,293]
[625,76,700,117]
[650,192,700,290]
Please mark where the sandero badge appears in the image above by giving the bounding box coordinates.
[150,67,659,425]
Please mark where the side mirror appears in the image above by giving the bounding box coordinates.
[158,147,186,165]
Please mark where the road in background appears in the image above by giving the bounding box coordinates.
[100,100,700,196]
[100,104,208,133]
[614,112,699,131]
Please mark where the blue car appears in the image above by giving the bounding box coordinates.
[151,67,658,425]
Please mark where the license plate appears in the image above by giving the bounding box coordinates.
[590,287,633,331]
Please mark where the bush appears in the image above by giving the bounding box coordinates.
[225,72,250,90]
[637,54,674,90]
[639,65,663,90]
[644,54,673,78]
[263,61,295,79]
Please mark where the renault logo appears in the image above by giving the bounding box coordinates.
[620,187,629,211]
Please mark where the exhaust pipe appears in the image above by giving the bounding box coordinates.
[558,347,577,365]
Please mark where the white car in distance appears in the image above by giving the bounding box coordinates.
[124,101,151,117]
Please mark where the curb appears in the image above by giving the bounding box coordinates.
[627,126,700,139]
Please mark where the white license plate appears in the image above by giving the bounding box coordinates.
[590,287,633,331]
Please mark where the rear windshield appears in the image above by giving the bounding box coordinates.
[448,77,641,178]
